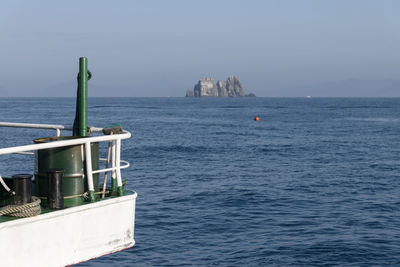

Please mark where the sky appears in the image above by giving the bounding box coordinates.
[1,0,400,97]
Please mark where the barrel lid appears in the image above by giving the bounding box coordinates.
[12,174,33,179]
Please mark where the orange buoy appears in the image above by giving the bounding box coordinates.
[254,116,260,121]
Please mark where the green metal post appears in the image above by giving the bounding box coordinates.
[79,57,88,136]
[73,57,91,137]
[118,186,124,196]
[111,178,117,194]
[88,191,96,202]
[72,57,95,202]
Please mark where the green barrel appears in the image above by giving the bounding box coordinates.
[34,136,99,205]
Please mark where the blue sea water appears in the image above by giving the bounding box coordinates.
[1,97,400,266]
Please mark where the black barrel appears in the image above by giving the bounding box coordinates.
[47,169,64,209]
[12,174,32,205]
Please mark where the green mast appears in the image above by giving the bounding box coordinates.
[73,57,92,136]
[73,57,97,201]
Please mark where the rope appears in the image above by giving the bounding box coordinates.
[0,197,41,218]
[38,193,87,200]
[38,190,111,201]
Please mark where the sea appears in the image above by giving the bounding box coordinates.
[0,97,400,266]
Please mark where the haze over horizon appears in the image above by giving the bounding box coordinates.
[1,0,400,97]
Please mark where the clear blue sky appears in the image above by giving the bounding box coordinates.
[1,0,399,97]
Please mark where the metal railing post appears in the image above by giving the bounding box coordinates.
[84,142,96,202]
[111,140,117,193]
[116,139,123,196]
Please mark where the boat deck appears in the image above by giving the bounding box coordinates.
[0,190,135,223]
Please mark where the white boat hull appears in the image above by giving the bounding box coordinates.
[0,192,137,267]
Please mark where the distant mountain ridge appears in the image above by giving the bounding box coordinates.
[302,79,400,97]
[186,76,255,97]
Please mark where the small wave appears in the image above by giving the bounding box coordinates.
[346,117,399,123]
[136,106,162,109]
[326,106,391,109]
[90,105,132,109]
[259,144,298,154]
[220,105,247,109]
[135,144,210,154]
[215,131,262,137]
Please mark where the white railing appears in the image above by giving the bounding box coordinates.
[0,122,104,137]
[0,122,131,199]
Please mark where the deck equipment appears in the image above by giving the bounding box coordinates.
[0,58,137,267]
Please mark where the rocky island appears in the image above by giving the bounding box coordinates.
[186,76,256,97]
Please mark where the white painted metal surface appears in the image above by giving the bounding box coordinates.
[0,122,104,137]
[116,139,123,188]
[85,141,95,192]
[0,192,137,267]
[0,130,131,155]
[93,159,130,174]
[112,140,117,186]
